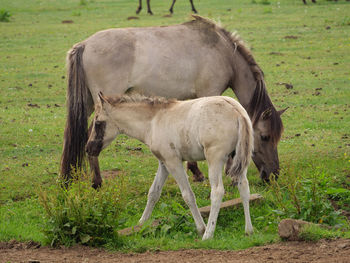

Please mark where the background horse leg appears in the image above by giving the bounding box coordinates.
[166,159,206,236]
[202,156,225,240]
[146,0,153,15]
[169,0,176,14]
[136,0,142,14]
[187,162,204,182]
[139,160,169,224]
[237,168,253,235]
[189,0,198,13]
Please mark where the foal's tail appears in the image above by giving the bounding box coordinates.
[228,113,254,178]
[60,43,89,183]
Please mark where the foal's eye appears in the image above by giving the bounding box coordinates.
[261,135,270,142]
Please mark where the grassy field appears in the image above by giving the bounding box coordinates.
[1,0,349,250]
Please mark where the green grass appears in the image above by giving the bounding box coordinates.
[0,0,349,250]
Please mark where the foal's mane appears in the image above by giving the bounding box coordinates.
[106,94,176,108]
[187,15,283,144]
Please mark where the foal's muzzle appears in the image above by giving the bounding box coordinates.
[85,140,103,157]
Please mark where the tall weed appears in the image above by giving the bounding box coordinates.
[39,171,127,247]
[0,9,11,22]
[268,167,344,226]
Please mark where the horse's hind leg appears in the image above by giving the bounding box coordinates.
[187,162,204,182]
[166,159,206,236]
[202,157,225,240]
[139,160,169,224]
[237,168,253,235]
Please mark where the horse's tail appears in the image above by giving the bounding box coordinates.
[60,43,89,183]
[228,112,254,178]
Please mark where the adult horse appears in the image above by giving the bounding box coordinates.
[60,15,286,188]
[136,0,197,15]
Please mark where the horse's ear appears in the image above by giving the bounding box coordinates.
[278,107,289,116]
[261,108,272,120]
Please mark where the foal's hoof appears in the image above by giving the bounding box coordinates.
[245,228,254,236]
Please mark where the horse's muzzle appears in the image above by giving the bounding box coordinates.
[85,140,103,157]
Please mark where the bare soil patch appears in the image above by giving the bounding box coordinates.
[1,239,349,263]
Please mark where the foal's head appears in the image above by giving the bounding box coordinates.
[85,92,118,157]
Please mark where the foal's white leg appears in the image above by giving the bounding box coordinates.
[237,168,253,235]
[139,160,169,224]
[165,160,206,236]
[202,159,225,240]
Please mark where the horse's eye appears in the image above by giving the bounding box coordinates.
[95,121,102,127]
[261,135,270,142]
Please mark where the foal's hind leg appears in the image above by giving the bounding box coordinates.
[139,160,169,224]
[237,168,253,235]
[166,159,206,236]
[202,156,225,240]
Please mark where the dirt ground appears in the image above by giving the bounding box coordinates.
[1,239,349,263]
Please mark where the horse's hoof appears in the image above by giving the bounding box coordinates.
[193,173,205,182]
[92,182,102,189]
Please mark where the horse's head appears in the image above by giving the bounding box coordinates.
[252,107,287,182]
[86,92,118,157]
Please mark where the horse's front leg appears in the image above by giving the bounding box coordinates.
[202,157,225,240]
[88,155,102,189]
[139,160,169,224]
[166,159,206,236]
[187,162,204,182]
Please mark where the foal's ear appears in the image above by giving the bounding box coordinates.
[278,107,289,116]
[98,91,108,106]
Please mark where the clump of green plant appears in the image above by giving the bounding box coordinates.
[260,0,271,5]
[298,224,344,242]
[39,171,127,247]
[0,9,12,22]
[139,201,196,239]
[79,0,88,6]
[268,167,344,226]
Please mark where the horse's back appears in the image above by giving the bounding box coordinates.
[78,20,232,103]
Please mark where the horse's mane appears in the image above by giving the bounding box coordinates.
[105,94,177,107]
[187,15,283,144]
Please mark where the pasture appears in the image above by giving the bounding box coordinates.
[0,0,349,252]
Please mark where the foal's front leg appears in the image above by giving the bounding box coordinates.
[139,160,169,224]
[166,160,206,236]
[202,158,225,240]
